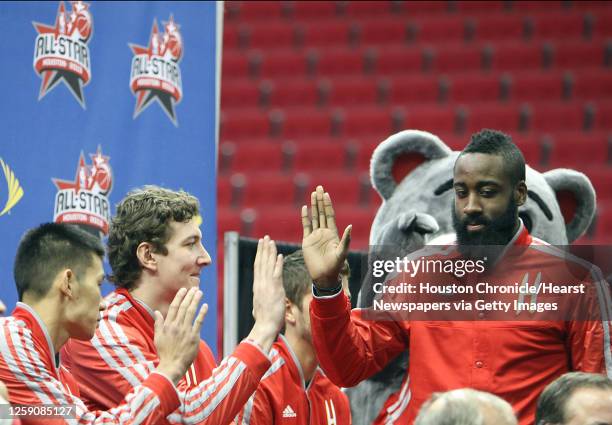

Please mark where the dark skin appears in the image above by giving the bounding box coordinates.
[303,153,527,288]
[453,153,527,241]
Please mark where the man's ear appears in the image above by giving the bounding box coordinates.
[284,298,296,326]
[58,269,75,299]
[136,242,157,272]
[515,181,527,206]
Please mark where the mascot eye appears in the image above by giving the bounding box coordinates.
[519,212,533,233]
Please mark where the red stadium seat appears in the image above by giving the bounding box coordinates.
[221,79,260,109]
[357,18,409,45]
[340,107,395,138]
[281,109,333,138]
[489,42,544,71]
[454,1,506,14]
[508,71,565,102]
[242,173,297,207]
[251,206,303,244]
[510,1,565,11]
[530,12,586,40]
[430,44,483,73]
[414,16,467,43]
[593,101,612,131]
[218,176,234,206]
[218,208,243,236]
[388,75,441,105]
[315,49,366,76]
[293,143,349,172]
[465,104,522,134]
[447,74,501,103]
[346,1,394,17]
[222,51,252,79]
[221,110,270,140]
[223,25,241,50]
[405,106,457,134]
[333,207,378,250]
[472,15,526,42]
[572,71,612,100]
[402,1,450,15]
[258,50,310,79]
[356,141,382,171]
[268,80,320,108]
[297,21,351,48]
[551,41,606,69]
[372,46,424,74]
[290,1,338,19]
[592,10,612,38]
[246,22,295,49]
[230,144,286,173]
[546,132,609,167]
[586,166,612,202]
[573,1,612,11]
[528,103,585,132]
[513,134,544,165]
[312,172,373,206]
[231,1,284,20]
[327,78,379,107]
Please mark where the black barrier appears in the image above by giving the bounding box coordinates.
[235,237,367,342]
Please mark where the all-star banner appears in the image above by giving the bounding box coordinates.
[0,2,220,353]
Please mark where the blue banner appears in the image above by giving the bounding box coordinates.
[0,1,219,353]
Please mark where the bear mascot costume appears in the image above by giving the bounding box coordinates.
[347,130,597,424]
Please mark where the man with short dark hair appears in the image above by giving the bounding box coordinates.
[0,222,207,425]
[62,186,286,425]
[235,250,351,424]
[301,129,612,424]
[536,372,612,425]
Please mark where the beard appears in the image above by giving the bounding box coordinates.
[452,197,518,261]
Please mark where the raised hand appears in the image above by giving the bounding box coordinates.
[302,185,351,289]
[247,236,285,353]
[154,287,208,384]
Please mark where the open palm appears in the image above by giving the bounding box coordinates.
[302,185,351,288]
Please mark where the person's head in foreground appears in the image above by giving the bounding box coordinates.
[452,129,527,258]
[107,185,211,308]
[14,222,105,340]
[283,249,349,342]
[414,388,517,425]
[536,372,612,425]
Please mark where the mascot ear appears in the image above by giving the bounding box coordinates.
[371,130,452,200]
[543,169,596,243]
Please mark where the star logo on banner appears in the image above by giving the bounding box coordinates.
[129,15,183,126]
[32,1,93,108]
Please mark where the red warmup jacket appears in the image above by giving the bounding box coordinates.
[61,288,271,425]
[310,224,612,424]
[0,303,180,425]
[234,335,351,424]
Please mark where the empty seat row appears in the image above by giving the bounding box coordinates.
[218,204,375,249]
[221,71,612,109]
[218,170,377,208]
[218,130,612,175]
[220,102,612,140]
[225,1,609,22]
[222,40,612,79]
[225,10,612,49]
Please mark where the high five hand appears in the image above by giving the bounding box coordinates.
[301,185,351,289]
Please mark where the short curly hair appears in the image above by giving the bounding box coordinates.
[107,185,199,290]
